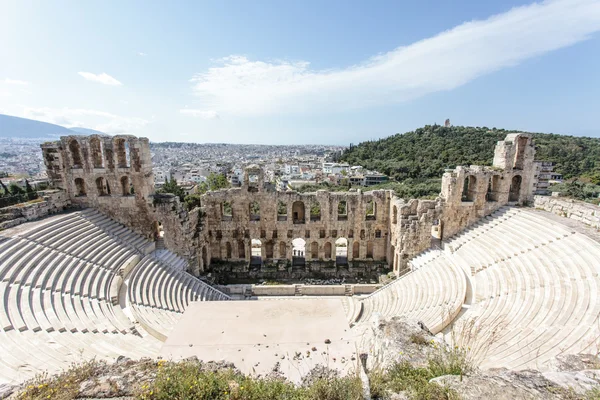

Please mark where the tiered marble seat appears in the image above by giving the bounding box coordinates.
[0,210,163,384]
[127,255,230,340]
[357,249,467,334]
[443,207,600,371]
[151,249,188,270]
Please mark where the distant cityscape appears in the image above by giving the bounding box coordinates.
[0,137,390,192]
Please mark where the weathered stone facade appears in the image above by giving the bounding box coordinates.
[533,195,600,229]
[41,135,156,237]
[37,132,537,279]
[0,190,69,230]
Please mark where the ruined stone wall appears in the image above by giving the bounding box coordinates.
[533,195,600,229]
[388,197,444,273]
[41,134,157,237]
[151,194,204,275]
[440,133,536,239]
[199,183,392,269]
[0,190,70,230]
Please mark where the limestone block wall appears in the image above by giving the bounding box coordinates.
[388,197,443,273]
[533,196,600,229]
[151,194,204,275]
[199,187,392,268]
[0,190,70,230]
[41,134,156,237]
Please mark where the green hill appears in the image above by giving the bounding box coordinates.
[341,125,600,182]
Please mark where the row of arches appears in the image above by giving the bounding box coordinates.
[223,199,378,222]
[68,137,131,169]
[74,176,134,197]
[460,174,522,203]
[213,238,376,262]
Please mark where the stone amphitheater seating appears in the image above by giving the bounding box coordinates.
[355,250,467,334]
[353,206,600,371]
[127,255,230,341]
[0,209,229,384]
[441,207,600,370]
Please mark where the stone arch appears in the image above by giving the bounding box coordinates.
[152,221,164,240]
[310,202,321,222]
[96,177,110,196]
[90,137,104,168]
[352,241,360,259]
[311,242,319,259]
[487,175,500,202]
[225,242,232,259]
[337,200,347,220]
[115,138,130,168]
[335,237,348,265]
[202,246,208,268]
[249,201,260,221]
[365,200,376,220]
[279,241,287,259]
[120,176,131,196]
[366,241,374,258]
[277,201,287,221]
[510,175,522,202]
[250,239,262,266]
[69,139,83,168]
[392,205,398,224]
[74,178,86,197]
[292,238,306,266]
[292,201,305,224]
[462,175,477,202]
[222,201,232,220]
[265,241,274,259]
[324,242,332,259]
[238,240,245,259]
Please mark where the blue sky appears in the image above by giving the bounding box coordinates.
[0,0,599,144]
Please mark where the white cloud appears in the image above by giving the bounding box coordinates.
[22,107,147,134]
[137,52,147,57]
[190,0,600,117]
[179,109,220,119]
[78,72,123,86]
[3,78,30,86]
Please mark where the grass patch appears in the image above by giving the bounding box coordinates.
[17,360,106,400]
[137,359,363,400]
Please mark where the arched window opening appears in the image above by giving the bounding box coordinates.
[352,241,360,259]
[120,176,132,196]
[115,138,130,168]
[226,242,232,259]
[311,242,319,259]
[90,137,104,168]
[365,200,376,220]
[366,241,374,258]
[292,238,306,266]
[238,240,245,259]
[462,175,477,202]
[69,139,83,168]
[74,178,86,197]
[250,239,262,266]
[509,175,522,202]
[292,201,305,224]
[249,201,260,221]
[222,201,233,221]
[277,201,287,221]
[392,206,398,224]
[335,237,348,266]
[310,202,321,222]
[279,241,287,259]
[337,200,347,221]
[265,241,274,259]
[96,177,110,196]
[324,242,332,259]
